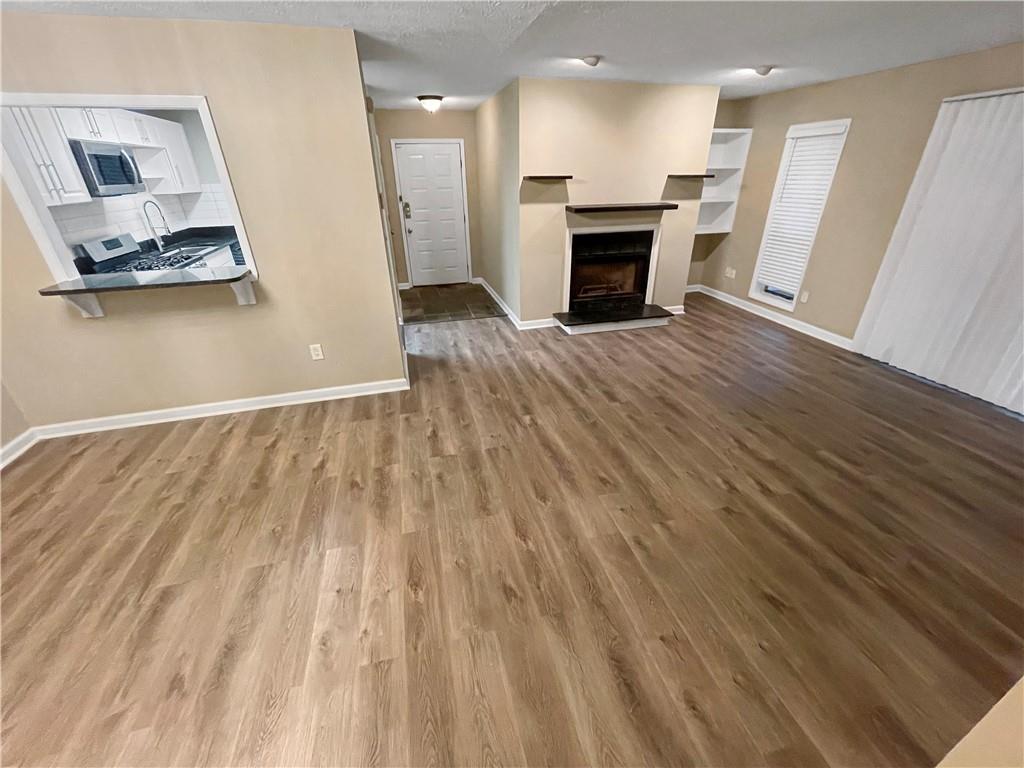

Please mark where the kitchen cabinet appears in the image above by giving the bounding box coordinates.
[155,120,201,194]
[2,107,91,206]
[111,110,159,147]
[54,107,119,143]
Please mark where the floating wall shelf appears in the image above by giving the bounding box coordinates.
[523,175,573,181]
[565,202,679,214]
[667,173,715,179]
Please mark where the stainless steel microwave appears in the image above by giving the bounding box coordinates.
[68,139,145,197]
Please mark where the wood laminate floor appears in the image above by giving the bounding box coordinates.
[2,293,1022,767]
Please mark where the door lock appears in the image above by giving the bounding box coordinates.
[403,201,412,219]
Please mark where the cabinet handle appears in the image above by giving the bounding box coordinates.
[88,109,102,137]
[41,163,60,196]
[48,163,66,192]
[84,109,97,136]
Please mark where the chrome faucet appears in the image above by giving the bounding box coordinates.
[142,200,171,252]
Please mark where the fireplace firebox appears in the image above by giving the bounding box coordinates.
[554,227,672,333]
[568,229,653,312]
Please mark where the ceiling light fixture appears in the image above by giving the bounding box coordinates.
[417,94,443,113]
[579,55,602,67]
[753,65,775,77]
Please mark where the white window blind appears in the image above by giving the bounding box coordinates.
[749,119,851,310]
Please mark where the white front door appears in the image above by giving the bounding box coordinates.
[394,141,470,285]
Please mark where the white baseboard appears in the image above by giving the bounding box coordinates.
[471,277,557,331]
[397,282,412,290]
[686,284,854,350]
[663,305,686,315]
[1,429,39,469]
[1,377,409,470]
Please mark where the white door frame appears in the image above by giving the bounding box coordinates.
[390,138,472,286]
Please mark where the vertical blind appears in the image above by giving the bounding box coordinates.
[854,89,1023,413]
[751,120,850,306]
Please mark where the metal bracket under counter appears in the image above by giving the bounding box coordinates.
[39,267,257,318]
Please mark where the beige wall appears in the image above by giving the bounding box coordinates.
[939,678,1023,768]
[517,78,719,321]
[474,81,521,316]
[0,13,404,432]
[693,43,1024,338]
[2,384,30,444]
[374,109,481,285]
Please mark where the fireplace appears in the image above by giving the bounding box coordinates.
[568,229,653,313]
[554,226,672,333]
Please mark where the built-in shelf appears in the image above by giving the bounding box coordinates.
[39,266,256,318]
[565,202,679,214]
[667,173,715,179]
[523,175,573,180]
[697,128,753,235]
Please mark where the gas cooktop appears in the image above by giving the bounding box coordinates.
[106,252,207,272]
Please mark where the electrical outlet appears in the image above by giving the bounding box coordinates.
[309,343,324,361]
[800,291,810,304]
[725,267,737,279]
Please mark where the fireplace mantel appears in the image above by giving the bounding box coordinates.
[564,202,679,214]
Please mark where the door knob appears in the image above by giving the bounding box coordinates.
[403,201,412,219]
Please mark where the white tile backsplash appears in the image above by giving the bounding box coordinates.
[53,182,233,247]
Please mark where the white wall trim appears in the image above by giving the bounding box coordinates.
[686,284,854,350]
[471,277,557,330]
[397,281,412,290]
[0,377,409,469]
[663,305,686,315]
[0,429,40,469]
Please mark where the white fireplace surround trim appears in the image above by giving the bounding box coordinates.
[562,223,662,313]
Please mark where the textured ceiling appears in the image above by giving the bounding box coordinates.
[9,1,1024,108]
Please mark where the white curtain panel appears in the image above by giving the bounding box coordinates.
[854,89,1024,413]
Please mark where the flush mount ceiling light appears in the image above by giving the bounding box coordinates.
[753,65,776,77]
[417,94,443,112]
[579,55,602,67]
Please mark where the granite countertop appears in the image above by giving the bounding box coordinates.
[40,266,252,296]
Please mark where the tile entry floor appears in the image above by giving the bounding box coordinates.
[400,282,506,324]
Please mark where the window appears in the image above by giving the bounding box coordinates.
[749,118,851,311]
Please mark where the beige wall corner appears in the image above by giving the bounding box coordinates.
[698,42,1024,338]
[1,13,404,428]
[474,80,521,316]
[374,109,482,285]
[939,678,1023,768]
[516,78,719,322]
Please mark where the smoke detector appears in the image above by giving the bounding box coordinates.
[753,65,775,77]
[579,55,602,67]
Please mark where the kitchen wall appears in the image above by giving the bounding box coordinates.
[1,13,403,434]
[517,78,719,321]
[690,42,1024,339]
[51,184,233,249]
[474,80,521,316]
[373,108,481,286]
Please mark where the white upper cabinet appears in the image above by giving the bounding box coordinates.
[3,107,91,206]
[54,107,119,143]
[111,110,159,147]
[155,120,201,194]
